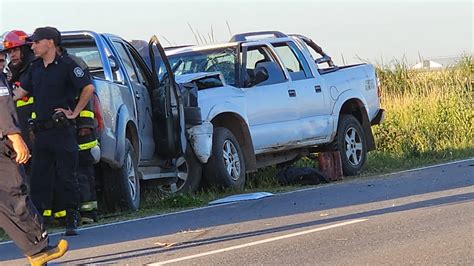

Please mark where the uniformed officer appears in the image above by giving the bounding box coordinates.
[0,59,68,266]
[2,30,36,179]
[14,26,95,236]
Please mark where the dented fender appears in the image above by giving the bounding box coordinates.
[187,121,213,163]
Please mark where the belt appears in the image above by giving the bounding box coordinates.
[33,119,74,132]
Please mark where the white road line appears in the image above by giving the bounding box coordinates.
[148,219,368,265]
[1,158,470,246]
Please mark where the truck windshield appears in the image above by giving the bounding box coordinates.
[167,47,238,86]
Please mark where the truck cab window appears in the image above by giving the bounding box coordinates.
[125,44,150,87]
[113,42,141,84]
[272,42,312,80]
[243,45,286,87]
[62,44,105,79]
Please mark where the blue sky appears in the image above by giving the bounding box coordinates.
[1,0,472,65]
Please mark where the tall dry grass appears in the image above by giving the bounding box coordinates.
[367,56,473,172]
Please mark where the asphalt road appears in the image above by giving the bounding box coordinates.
[1,158,473,265]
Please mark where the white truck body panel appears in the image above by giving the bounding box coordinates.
[166,32,384,164]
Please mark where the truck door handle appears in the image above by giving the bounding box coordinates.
[288,89,296,97]
[135,91,141,99]
[315,86,322,93]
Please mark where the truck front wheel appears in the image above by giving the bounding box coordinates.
[204,127,246,190]
[159,145,202,194]
[336,115,367,176]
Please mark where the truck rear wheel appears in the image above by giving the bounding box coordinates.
[104,139,140,211]
[204,127,246,190]
[336,115,367,176]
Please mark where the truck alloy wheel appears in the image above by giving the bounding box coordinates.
[204,127,246,190]
[114,139,140,211]
[222,139,241,181]
[126,152,138,201]
[336,115,367,176]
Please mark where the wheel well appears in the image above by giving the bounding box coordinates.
[211,112,257,172]
[339,99,376,151]
[126,121,139,158]
[339,99,364,125]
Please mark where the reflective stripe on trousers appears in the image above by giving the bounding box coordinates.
[80,201,98,212]
[79,139,98,151]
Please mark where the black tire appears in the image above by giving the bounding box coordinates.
[159,144,202,194]
[104,139,140,211]
[336,115,367,176]
[204,127,246,189]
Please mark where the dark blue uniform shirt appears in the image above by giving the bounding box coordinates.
[20,54,92,121]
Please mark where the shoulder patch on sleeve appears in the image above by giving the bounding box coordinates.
[0,86,10,96]
[74,67,85,78]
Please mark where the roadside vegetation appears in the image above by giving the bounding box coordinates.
[1,57,472,242]
[140,55,473,210]
[368,56,473,173]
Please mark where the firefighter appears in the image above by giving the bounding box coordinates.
[0,58,68,265]
[76,98,99,223]
[55,45,99,224]
[14,26,95,236]
[2,30,36,180]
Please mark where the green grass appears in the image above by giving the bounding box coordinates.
[368,55,473,171]
[1,57,472,242]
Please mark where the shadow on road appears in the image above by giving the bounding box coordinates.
[60,192,474,264]
[1,159,473,262]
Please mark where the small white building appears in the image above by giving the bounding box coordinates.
[411,56,463,70]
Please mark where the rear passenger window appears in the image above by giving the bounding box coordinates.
[272,42,312,81]
[62,45,105,79]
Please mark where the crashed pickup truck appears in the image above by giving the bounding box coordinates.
[61,31,212,210]
[137,31,385,191]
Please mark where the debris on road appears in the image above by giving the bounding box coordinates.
[208,192,274,205]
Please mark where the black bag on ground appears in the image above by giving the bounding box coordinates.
[276,166,329,185]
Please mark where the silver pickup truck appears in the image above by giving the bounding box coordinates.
[155,31,385,190]
[61,31,210,211]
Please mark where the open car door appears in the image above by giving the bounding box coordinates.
[148,35,186,159]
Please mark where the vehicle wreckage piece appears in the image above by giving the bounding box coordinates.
[276,166,328,186]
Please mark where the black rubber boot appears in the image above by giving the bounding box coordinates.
[65,209,79,236]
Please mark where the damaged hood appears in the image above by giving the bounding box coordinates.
[175,72,226,87]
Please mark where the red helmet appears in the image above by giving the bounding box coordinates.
[3,30,29,51]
